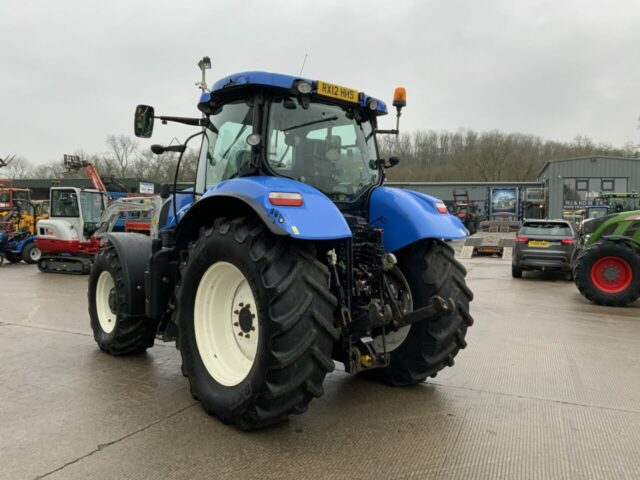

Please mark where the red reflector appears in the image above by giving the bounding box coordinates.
[436,203,448,214]
[516,237,529,243]
[561,238,574,245]
[268,192,303,207]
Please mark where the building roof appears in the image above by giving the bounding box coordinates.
[537,155,640,179]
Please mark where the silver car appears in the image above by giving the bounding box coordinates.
[512,220,577,279]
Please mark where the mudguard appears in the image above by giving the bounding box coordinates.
[160,190,195,229]
[175,176,351,241]
[102,233,152,315]
[369,187,468,252]
[15,235,36,252]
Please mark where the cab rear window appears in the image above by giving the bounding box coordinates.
[520,224,572,237]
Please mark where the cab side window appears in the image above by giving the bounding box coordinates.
[196,99,254,192]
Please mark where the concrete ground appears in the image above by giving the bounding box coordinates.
[0,255,639,480]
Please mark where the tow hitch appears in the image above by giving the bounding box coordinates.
[396,295,455,328]
[367,294,455,329]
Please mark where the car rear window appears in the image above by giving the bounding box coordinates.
[520,224,573,237]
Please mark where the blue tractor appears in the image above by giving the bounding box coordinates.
[0,228,40,265]
[0,205,41,265]
[87,70,473,429]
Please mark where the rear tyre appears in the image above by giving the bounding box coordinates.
[512,264,523,278]
[574,241,640,306]
[22,243,41,264]
[177,217,338,429]
[360,239,474,386]
[5,253,22,263]
[88,247,157,354]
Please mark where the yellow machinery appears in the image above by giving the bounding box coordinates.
[0,186,44,234]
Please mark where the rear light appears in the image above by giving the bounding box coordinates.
[516,237,529,243]
[268,192,304,207]
[435,202,448,214]
[560,238,574,245]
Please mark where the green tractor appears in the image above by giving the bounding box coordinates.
[573,210,640,306]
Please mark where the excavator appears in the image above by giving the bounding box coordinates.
[36,187,161,273]
[35,155,161,273]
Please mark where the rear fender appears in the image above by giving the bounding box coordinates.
[602,235,640,250]
[160,191,194,229]
[174,176,351,248]
[369,187,468,252]
[102,233,152,315]
[16,235,36,251]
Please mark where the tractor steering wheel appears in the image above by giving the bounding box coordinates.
[298,154,341,191]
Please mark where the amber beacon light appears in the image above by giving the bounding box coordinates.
[393,87,407,109]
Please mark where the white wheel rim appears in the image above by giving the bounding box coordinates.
[96,271,117,333]
[194,261,259,387]
[372,325,411,353]
[372,272,412,353]
[30,247,41,261]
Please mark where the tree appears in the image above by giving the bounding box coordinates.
[104,135,139,178]
[1,156,32,179]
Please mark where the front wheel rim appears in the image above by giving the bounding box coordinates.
[194,261,259,387]
[96,271,117,333]
[30,247,41,261]
[590,256,633,294]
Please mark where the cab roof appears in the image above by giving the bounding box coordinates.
[199,70,387,116]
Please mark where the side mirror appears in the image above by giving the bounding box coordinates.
[388,156,400,168]
[134,105,155,138]
[160,183,171,200]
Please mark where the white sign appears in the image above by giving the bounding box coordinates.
[139,182,155,194]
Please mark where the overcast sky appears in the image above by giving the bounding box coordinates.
[2,0,639,165]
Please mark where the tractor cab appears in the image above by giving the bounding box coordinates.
[596,193,639,213]
[0,187,35,234]
[134,72,403,216]
[0,187,32,215]
[193,81,384,203]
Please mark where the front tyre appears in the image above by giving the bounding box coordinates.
[88,247,157,354]
[574,241,640,306]
[362,239,474,386]
[22,242,41,264]
[177,217,338,430]
[512,264,523,278]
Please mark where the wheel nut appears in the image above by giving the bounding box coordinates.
[238,332,243,337]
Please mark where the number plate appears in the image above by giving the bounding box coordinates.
[316,81,359,103]
[528,240,550,248]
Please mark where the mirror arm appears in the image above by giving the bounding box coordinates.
[171,130,204,224]
[374,129,399,135]
[156,116,207,127]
